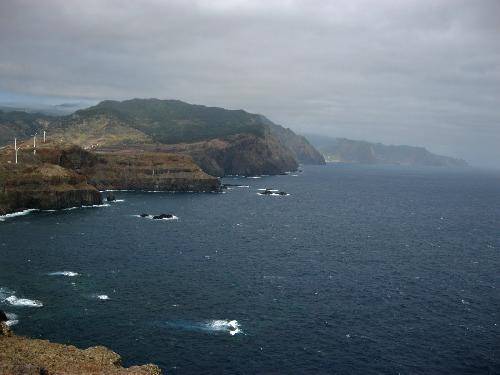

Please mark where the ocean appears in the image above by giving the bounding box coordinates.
[1,164,499,374]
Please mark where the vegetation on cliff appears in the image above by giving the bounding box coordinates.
[0,99,325,176]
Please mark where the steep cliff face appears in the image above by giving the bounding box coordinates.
[86,151,220,192]
[0,321,161,374]
[0,163,102,215]
[266,122,325,165]
[34,143,221,192]
[159,133,299,177]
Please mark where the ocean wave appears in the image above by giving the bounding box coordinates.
[0,209,39,222]
[94,294,109,300]
[134,214,179,221]
[207,319,242,336]
[5,312,18,326]
[165,319,242,336]
[48,271,79,277]
[5,296,43,307]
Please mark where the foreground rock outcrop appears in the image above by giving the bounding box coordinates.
[0,321,161,374]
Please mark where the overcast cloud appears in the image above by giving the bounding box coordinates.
[0,0,499,165]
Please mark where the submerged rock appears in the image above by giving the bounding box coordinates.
[152,213,174,220]
[140,213,149,218]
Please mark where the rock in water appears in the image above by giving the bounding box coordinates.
[0,310,7,322]
[106,192,116,202]
[140,213,149,218]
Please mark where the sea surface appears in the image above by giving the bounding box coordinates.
[1,164,499,374]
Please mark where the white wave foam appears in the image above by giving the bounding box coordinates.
[48,271,79,277]
[257,188,279,192]
[82,204,110,208]
[257,192,290,196]
[206,319,242,336]
[134,214,179,221]
[5,312,18,326]
[114,199,125,202]
[0,209,38,222]
[96,294,109,300]
[247,176,261,179]
[5,295,43,307]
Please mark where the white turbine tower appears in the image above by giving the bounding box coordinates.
[33,134,37,155]
[14,138,18,164]
[43,130,46,143]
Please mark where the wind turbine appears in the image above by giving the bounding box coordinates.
[14,138,19,164]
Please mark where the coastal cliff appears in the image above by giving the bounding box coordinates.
[0,142,220,215]
[305,135,468,167]
[0,163,102,216]
[0,321,161,374]
[159,132,298,177]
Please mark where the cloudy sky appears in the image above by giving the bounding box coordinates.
[0,0,499,166]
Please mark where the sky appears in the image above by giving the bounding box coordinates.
[0,0,499,166]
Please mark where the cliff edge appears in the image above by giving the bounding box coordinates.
[0,320,161,375]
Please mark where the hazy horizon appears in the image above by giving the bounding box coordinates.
[1,0,499,167]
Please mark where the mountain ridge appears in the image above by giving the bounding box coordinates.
[305,134,467,167]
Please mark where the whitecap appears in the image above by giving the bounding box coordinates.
[48,271,79,277]
[5,312,18,326]
[247,176,261,179]
[206,319,242,336]
[0,209,39,222]
[165,319,242,336]
[5,295,43,307]
[81,204,110,208]
[134,214,179,221]
[96,294,109,300]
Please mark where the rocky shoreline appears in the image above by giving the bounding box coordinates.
[0,142,220,216]
[0,315,161,375]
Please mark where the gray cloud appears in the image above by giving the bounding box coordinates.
[0,0,499,165]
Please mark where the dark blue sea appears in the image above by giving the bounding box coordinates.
[1,164,499,374]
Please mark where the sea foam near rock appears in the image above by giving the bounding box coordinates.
[5,296,43,307]
[5,312,19,326]
[0,209,39,222]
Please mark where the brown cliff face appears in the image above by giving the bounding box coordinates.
[85,151,220,192]
[0,163,102,215]
[0,322,161,375]
[159,133,299,177]
[0,142,220,215]
[35,143,220,192]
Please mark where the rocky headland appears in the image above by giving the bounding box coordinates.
[0,99,325,177]
[0,141,220,215]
